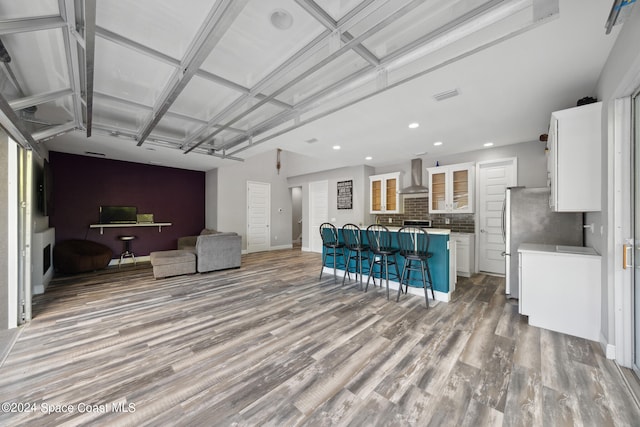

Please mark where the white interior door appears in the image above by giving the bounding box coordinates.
[309,180,328,253]
[478,159,516,274]
[247,181,270,253]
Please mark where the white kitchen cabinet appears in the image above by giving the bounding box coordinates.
[427,162,475,214]
[518,243,600,341]
[547,102,601,212]
[370,172,403,214]
[451,232,475,277]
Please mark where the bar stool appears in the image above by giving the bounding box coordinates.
[319,223,347,283]
[341,223,370,288]
[118,235,136,267]
[366,224,400,300]
[396,226,435,308]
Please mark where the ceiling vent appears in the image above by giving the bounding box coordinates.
[399,158,429,194]
[433,88,460,102]
[305,138,318,144]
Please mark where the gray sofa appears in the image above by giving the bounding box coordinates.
[177,229,241,273]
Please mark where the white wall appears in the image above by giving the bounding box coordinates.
[213,149,293,251]
[594,4,640,358]
[205,168,218,230]
[375,140,547,188]
[291,187,302,242]
[287,162,375,250]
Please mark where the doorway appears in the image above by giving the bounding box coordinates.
[477,158,516,274]
[309,180,328,253]
[247,181,270,253]
[291,186,302,249]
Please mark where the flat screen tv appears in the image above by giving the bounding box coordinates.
[99,206,137,224]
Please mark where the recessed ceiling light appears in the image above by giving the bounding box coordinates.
[270,9,293,30]
[365,156,373,160]
[433,141,443,146]
[408,122,420,129]
[333,145,341,150]
[484,142,494,147]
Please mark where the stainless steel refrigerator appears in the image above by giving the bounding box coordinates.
[502,187,583,298]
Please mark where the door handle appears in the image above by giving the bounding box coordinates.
[480,229,486,233]
[623,243,632,269]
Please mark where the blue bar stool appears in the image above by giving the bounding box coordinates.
[319,223,346,283]
[396,226,435,307]
[366,224,400,300]
[341,223,370,288]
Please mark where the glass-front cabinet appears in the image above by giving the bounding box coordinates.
[369,172,402,214]
[427,163,474,214]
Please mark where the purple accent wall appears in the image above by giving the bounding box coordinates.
[49,151,205,257]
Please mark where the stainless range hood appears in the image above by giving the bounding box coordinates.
[399,158,429,194]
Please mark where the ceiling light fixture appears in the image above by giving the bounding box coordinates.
[333,145,341,150]
[408,122,420,129]
[270,9,293,30]
[484,142,494,147]
[433,141,443,146]
[365,156,372,160]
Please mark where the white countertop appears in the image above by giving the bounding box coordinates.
[384,226,451,235]
[518,243,600,257]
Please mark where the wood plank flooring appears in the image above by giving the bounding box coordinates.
[0,248,639,426]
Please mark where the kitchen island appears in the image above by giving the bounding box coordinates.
[322,227,455,302]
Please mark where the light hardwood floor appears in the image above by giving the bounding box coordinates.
[0,249,639,426]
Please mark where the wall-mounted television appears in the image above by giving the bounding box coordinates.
[99,206,137,224]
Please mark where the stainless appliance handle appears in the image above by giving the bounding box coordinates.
[501,197,506,243]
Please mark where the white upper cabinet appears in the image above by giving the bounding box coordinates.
[427,162,475,214]
[547,102,602,212]
[370,172,403,214]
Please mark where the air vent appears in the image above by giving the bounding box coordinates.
[84,151,105,157]
[305,138,318,144]
[433,88,460,102]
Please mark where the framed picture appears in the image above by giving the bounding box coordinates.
[337,180,353,210]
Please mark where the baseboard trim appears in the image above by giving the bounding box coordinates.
[321,266,450,302]
[108,255,150,267]
[600,332,616,359]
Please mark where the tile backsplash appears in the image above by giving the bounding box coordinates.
[374,196,476,233]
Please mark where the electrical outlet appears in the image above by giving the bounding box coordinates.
[445,217,450,225]
[388,217,392,224]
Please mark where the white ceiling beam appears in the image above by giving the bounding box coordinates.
[9,88,73,110]
[83,0,96,137]
[60,0,84,131]
[0,93,45,158]
[187,0,426,153]
[135,0,251,147]
[94,27,293,112]
[32,121,77,142]
[93,91,247,139]
[0,16,65,35]
[294,0,380,66]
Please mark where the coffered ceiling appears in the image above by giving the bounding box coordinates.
[0,0,624,171]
